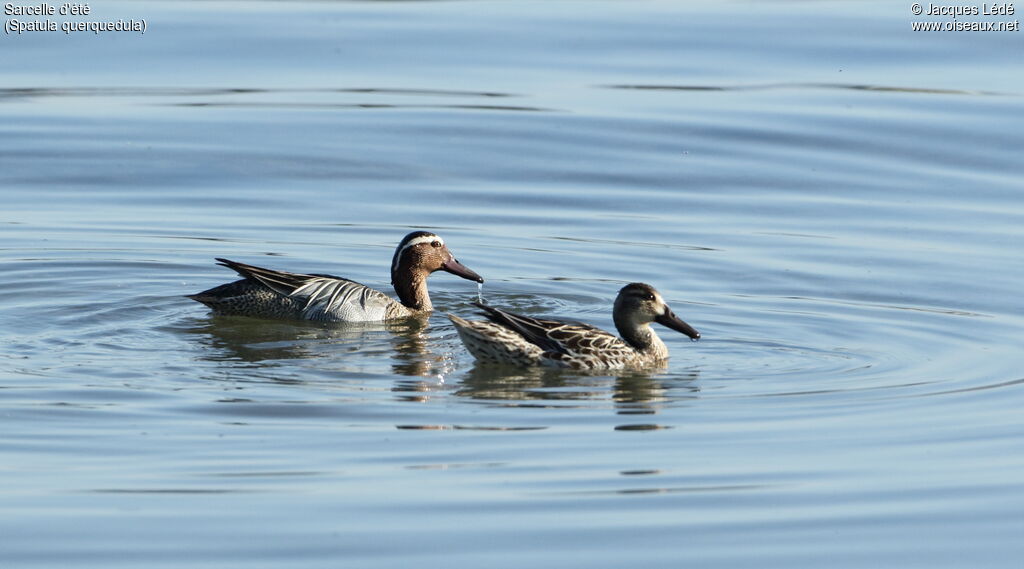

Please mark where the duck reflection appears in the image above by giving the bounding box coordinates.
[455,365,565,403]
[183,312,699,411]
[184,313,435,368]
[613,369,700,415]
[388,319,455,378]
[453,363,700,412]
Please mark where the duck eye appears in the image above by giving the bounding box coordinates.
[431,240,442,248]
[646,294,655,301]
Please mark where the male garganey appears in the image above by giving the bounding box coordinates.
[448,283,699,370]
[189,231,483,322]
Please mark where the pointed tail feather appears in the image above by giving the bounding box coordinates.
[214,258,308,296]
[470,302,567,354]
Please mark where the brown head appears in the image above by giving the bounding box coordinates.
[613,282,700,343]
[390,231,483,310]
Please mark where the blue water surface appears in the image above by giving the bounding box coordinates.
[2,1,1023,568]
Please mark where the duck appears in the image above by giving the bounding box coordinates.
[188,231,484,322]
[448,283,699,370]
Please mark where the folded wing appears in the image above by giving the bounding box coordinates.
[216,258,395,322]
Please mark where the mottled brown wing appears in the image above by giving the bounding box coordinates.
[540,322,634,361]
[472,302,627,357]
[472,302,580,354]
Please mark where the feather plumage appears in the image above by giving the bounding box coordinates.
[188,232,482,322]
[449,284,699,370]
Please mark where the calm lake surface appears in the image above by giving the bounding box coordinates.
[2,1,1023,567]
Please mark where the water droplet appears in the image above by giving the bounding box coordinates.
[477,282,484,303]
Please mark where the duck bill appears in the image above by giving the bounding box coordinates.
[441,256,484,283]
[655,309,700,340]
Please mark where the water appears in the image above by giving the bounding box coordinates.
[3,1,1023,567]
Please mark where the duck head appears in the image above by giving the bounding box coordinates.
[391,231,484,285]
[613,282,700,340]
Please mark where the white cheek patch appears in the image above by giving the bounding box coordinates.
[648,293,671,317]
[392,235,443,274]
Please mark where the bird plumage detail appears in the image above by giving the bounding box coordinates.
[449,283,699,370]
[188,231,483,322]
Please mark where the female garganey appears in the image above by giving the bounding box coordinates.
[189,231,483,322]
[448,283,699,370]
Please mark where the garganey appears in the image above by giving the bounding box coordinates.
[189,231,483,322]
[448,283,699,370]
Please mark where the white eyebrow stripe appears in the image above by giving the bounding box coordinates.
[391,235,443,274]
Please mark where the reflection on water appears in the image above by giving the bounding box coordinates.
[0,86,554,112]
[186,314,428,363]
[604,82,1005,96]
[185,313,473,380]
[455,364,700,411]
[187,310,702,411]
[0,86,522,100]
